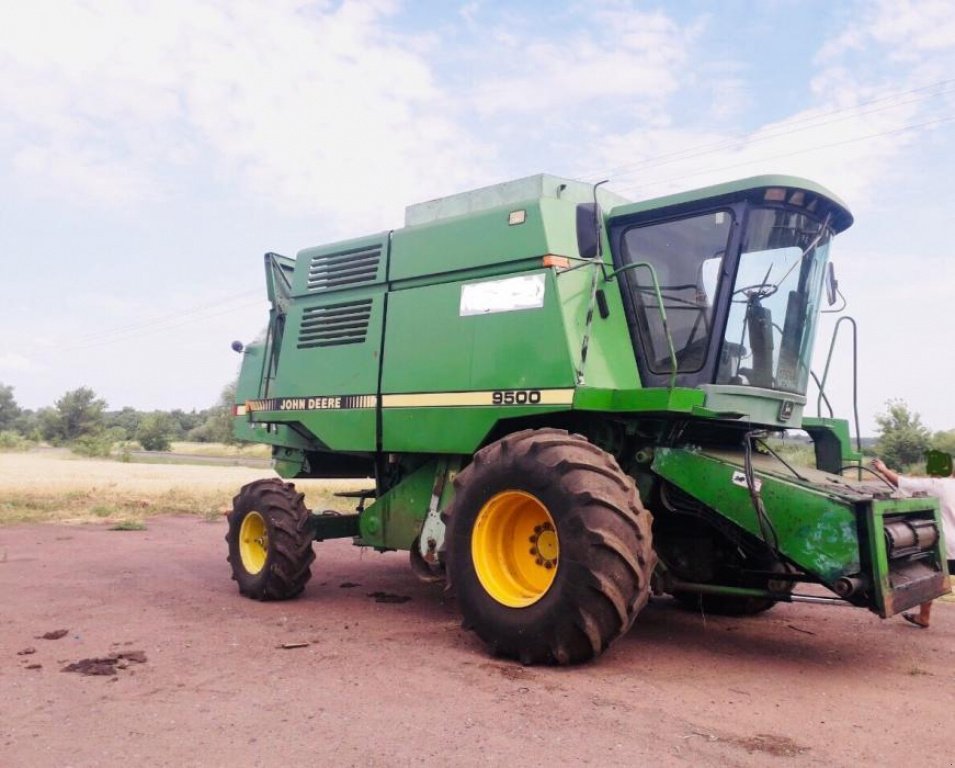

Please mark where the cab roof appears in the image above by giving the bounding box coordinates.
[611,174,853,233]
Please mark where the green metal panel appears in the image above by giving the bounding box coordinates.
[391,194,597,283]
[359,460,437,549]
[802,416,862,464]
[652,447,951,614]
[862,496,949,616]
[382,406,571,454]
[262,232,389,452]
[291,232,389,295]
[392,202,549,282]
[380,268,577,453]
[697,384,805,428]
[256,409,379,453]
[553,263,642,389]
[652,447,861,582]
[574,386,705,413]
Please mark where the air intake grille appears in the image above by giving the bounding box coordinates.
[306,246,381,292]
[297,300,372,348]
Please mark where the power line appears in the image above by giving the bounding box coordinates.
[66,289,262,346]
[585,77,955,182]
[63,296,264,351]
[624,112,955,194]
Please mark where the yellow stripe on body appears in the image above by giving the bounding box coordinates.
[381,389,575,408]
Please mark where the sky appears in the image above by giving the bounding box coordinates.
[1,0,954,435]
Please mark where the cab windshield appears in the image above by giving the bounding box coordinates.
[717,207,832,393]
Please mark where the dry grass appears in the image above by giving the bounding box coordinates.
[167,441,271,459]
[0,449,366,527]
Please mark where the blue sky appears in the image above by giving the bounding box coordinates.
[1,0,954,434]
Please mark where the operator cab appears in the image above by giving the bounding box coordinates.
[607,176,852,424]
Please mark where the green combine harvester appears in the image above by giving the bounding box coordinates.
[226,173,950,664]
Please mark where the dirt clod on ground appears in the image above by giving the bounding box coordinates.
[732,733,809,758]
[368,591,411,603]
[38,629,68,640]
[16,647,36,655]
[61,651,147,677]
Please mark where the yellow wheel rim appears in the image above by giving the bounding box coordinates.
[239,511,269,574]
[471,490,559,608]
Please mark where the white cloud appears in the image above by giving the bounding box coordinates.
[0,0,493,229]
[0,353,39,373]
[820,0,955,60]
[0,0,716,232]
[585,0,955,209]
[466,6,699,118]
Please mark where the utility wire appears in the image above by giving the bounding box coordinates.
[66,289,262,346]
[597,86,955,181]
[62,298,264,351]
[586,76,955,182]
[621,112,955,194]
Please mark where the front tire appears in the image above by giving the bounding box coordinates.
[446,429,655,665]
[226,478,315,600]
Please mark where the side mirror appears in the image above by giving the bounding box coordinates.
[825,262,839,306]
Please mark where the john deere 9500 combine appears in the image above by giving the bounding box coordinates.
[226,173,949,664]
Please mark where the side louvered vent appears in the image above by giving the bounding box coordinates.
[307,245,381,292]
[297,300,372,349]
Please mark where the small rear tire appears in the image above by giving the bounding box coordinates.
[226,478,315,600]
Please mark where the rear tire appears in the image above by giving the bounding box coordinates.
[446,428,655,665]
[226,478,315,600]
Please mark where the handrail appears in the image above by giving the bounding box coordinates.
[817,316,861,464]
[606,261,679,388]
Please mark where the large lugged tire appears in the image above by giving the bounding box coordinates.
[226,478,315,600]
[446,428,656,665]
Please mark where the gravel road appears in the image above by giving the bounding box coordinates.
[2,516,952,767]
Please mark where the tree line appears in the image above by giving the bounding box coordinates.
[0,381,238,455]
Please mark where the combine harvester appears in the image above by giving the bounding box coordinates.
[225,173,950,664]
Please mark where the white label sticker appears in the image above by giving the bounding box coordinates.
[460,273,546,316]
[731,470,761,492]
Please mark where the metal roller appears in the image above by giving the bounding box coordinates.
[884,519,939,559]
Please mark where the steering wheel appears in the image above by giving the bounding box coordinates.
[732,282,778,301]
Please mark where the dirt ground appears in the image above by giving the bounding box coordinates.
[2,516,953,768]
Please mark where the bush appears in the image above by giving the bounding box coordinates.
[70,427,126,458]
[0,430,33,452]
[136,413,174,452]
